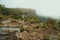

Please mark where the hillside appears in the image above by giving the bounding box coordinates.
[0,4,37,20]
[0,4,60,40]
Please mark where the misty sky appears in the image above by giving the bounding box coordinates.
[0,0,60,19]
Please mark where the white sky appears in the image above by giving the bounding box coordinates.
[0,0,60,19]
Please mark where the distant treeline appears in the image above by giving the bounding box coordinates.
[0,4,38,19]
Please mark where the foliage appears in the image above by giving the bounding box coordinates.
[0,4,38,20]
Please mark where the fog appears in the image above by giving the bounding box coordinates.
[0,0,60,19]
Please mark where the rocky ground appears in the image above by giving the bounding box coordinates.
[15,21,60,40]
